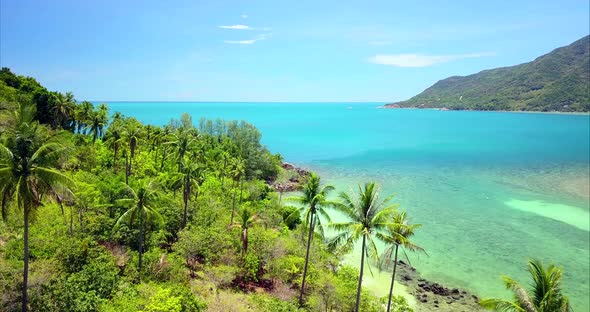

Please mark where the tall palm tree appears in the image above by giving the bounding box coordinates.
[97,103,109,137]
[376,211,424,312]
[123,120,144,179]
[480,259,572,312]
[234,206,259,256]
[75,101,94,134]
[0,102,73,312]
[115,180,163,272]
[104,120,124,171]
[330,182,398,312]
[287,172,335,306]
[173,161,203,229]
[165,128,197,172]
[88,108,108,143]
[230,157,245,225]
[50,92,75,130]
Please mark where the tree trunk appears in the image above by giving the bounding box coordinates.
[125,152,129,185]
[355,235,367,312]
[230,179,237,225]
[22,208,29,312]
[182,178,189,229]
[69,206,74,234]
[241,228,248,256]
[386,244,400,312]
[299,211,315,306]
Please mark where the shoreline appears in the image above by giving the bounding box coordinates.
[280,163,486,311]
[390,261,484,312]
[378,106,590,115]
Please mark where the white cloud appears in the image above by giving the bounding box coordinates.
[218,24,253,30]
[224,33,271,45]
[241,14,248,19]
[368,53,493,67]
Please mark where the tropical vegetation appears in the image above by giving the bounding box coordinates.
[0,68,415,312]
[0,67,573,312]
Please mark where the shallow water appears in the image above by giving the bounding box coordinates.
[107,102,590,310]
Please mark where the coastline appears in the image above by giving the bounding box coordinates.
[280,163,486,312]
[378,106,590,115]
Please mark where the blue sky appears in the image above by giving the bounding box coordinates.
[1,0,588,102]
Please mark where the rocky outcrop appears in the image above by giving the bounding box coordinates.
[390,260,484,312]
[272,163,311,192]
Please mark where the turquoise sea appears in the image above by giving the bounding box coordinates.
[107,102,590,310]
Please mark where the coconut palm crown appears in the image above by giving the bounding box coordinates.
[480,259,572,312]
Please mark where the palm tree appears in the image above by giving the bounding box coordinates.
[75,101,94,134]
[377,211,424,312]
[286,172,335,306]
[173,161,203,229]
[330,182,398,312]
[50,92,75,130]
[0,102,73,312]
[104,120,124,171]
[230,157,245,225]
[165,127,197,172]
[234,206,259,256]
[88,108,108,143]
[123,120,144,179]
[97,103,109,136]
[115,180,163,272]
[480,259,571,312]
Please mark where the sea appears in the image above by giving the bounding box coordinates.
[106,102,590,310]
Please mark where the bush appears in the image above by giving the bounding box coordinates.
[251,294,300,312]
[103,282,206,312]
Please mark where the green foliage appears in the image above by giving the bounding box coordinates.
[310,266,384,312]
[242,253,260,282]
[380,295,413,312]
[53,251,120,311]
[389,36,590,112]
[174,225,232,265]
[251,293,300,311]
[104,282,206,312]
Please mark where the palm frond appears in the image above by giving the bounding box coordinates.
[502,276,537,312]
[479,298,526,312]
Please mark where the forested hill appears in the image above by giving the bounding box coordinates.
[385,35,590,112]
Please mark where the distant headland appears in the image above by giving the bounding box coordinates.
[384,35,590,112]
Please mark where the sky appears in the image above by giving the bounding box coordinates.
[0,0,588,102]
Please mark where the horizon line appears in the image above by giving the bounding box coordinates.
[87,101,391,104]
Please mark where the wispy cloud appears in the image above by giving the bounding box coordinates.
[224,39,257,44]
[224,33,271,45]
[368,53,494,67]
[218,24,271,31]
[241,14,248,19]
[219,24,253,30]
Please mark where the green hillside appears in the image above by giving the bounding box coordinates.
[386,35,590,112]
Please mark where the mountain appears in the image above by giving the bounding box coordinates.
[385,35,590,112]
